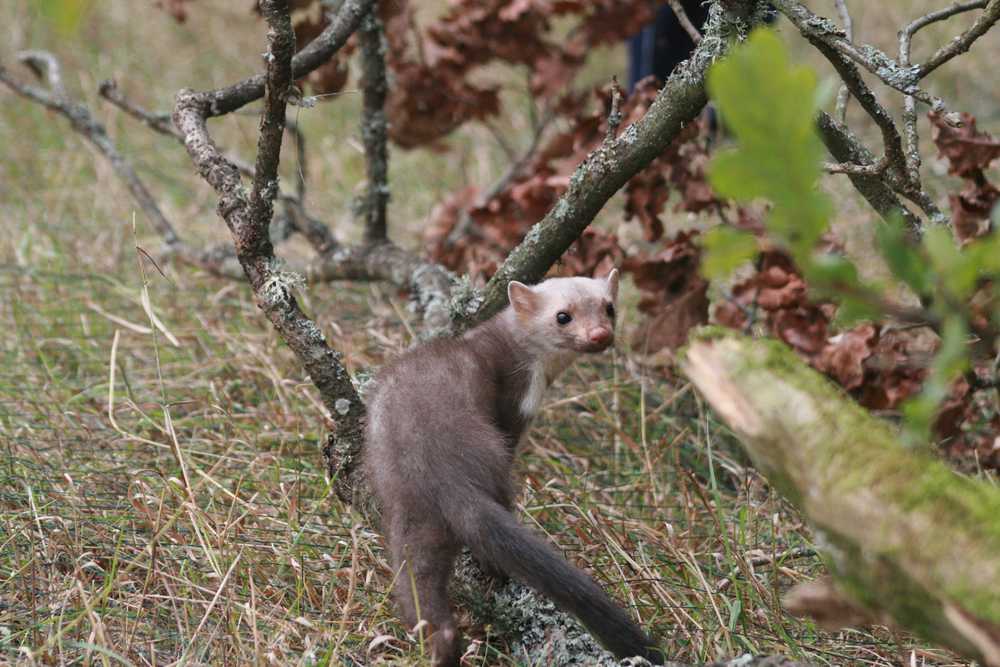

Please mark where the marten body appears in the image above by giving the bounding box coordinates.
[364,271,662,666]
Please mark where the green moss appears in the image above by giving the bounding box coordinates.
[687,329,1000,649]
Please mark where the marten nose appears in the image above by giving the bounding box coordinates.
[588,327,612,345]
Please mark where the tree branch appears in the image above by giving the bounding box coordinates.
[899,1,989,186]
[772,0,909,171]
[284,115,309,202]
[473,1,770,323]
[816,112,923,238]
[770,0,946,113]
[173,0,366,504]
[100,69,451,332]
[917,0,1000,79]
[358,8,389,243]
[0,52,245,279]
[308,242,457,331]
[683,331,1000,667]
[773,0,948,227]
[832,0,853,122]
[16,49,67,99]
[198,0,374,118]
[100,78,331,252]
[667,0,703,44]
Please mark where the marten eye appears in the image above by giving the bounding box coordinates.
[555,311,572,326]
[605,303,616,319]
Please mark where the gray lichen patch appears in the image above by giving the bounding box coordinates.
[260,262,305,307]
[448,275,484,321]
[860,45,921,87]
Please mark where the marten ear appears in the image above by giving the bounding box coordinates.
[508,281,539,318]
[605,268,619,301]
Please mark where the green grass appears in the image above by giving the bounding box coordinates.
[2,1,996,665]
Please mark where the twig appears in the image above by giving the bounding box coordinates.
[307,241,456,330]
[772,1,909,177]
[99,79,266,183]
[284,115,309,202]
[246,1,293,251]
[173,0,367,503]
[815,112,923,237]
[445,110,555,248]
[832,0,852,122]
[897,186,947,228]
[917,0,1000,78]
[98,79,175,135]
[667,0,702,44]
[100,52,448,326]
[822,156,888,176]
[771,1,947,113]
[605,76,623,143]
[280,196,339,253]
[101,79,332,251]
[773,0,951,228]
[17,50,66,99]
[0,53,243,279]
[198,0,374,118]
[899,1,989,186]
[358,8,389,243]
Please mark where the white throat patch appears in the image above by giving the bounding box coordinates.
[520,361,547,417]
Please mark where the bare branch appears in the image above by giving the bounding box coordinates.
[246,2,293,253]
[667,0,702,44]
[815,111,923,237]
[0,53,244,279]
[898,186,948,227]
[358,9,389,243]
[822,156,888,176]
[281,197,339,254]
[771,0,947,113]
[99,79,175,135]
[284,115,308,202]
[99,79,263,181]
[604,76,623,143]
[472,2,770,323]
[917,0,1000,79]
[173,0,366,503]
[17,50,66,99]
[199,0,374,118]
[772,0,950,227]
[444,109,555,248]
[900,1,989,184]
[308,242,457,330]
[832,0,852,122]
[101,78,337,254]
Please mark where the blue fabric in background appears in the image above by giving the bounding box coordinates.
[627,1,710,91]
[627,3,777,91]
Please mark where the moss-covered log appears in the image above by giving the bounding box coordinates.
[681,329,1000,666]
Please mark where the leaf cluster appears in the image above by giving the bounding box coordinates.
[704,29,1000,445]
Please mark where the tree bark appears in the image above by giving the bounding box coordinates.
[682,329,1000,667]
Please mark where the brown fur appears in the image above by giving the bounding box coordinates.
[364,271,663,666]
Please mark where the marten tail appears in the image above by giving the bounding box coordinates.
[442,491,663,664]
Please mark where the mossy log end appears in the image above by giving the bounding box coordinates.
[681,329,1000,666]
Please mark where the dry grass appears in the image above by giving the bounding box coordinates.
[2,267,970,666]
[1,1,996,665]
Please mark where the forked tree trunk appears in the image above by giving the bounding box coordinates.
[682,328,1000,666]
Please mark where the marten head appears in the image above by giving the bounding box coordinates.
[507,269,619,354]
